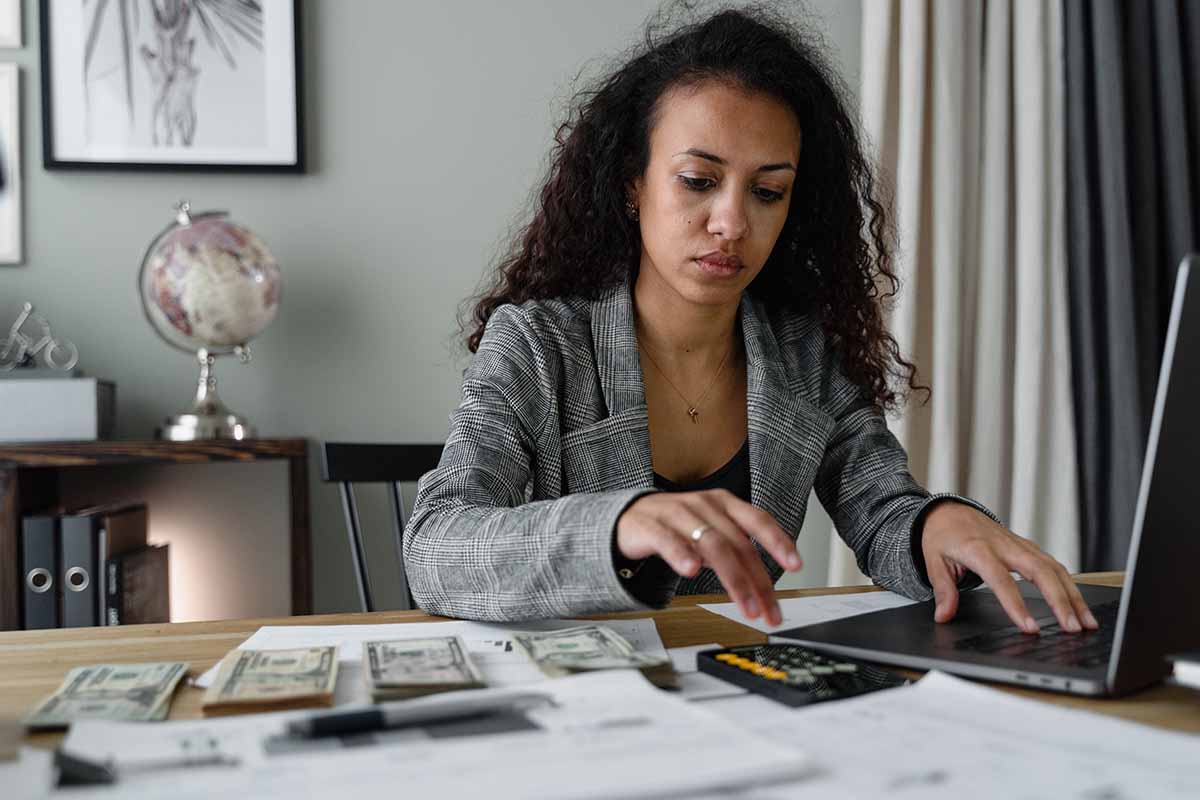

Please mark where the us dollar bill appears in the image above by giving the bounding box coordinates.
[0,717,18,761]
[364,636,485,701]
[202,647,338,715]
[512,625,675,687]
[0,717,17,761]
[24,662,189,729]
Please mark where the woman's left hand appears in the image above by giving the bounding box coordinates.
[920,501,1099,635]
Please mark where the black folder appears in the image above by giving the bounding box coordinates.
[60,514,98,628]
[20,515,59,630]
[60,503,148,628]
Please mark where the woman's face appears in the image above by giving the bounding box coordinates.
[632,81,801,308]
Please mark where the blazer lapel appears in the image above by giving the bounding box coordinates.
[560,283,653,493]
[573,283,832,529]
[740,294,834,547]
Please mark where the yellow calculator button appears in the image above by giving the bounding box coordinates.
[715,653,738,663]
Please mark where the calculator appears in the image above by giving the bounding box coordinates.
[697,643,910,707]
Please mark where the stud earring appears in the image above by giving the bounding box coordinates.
[625,198,639,221]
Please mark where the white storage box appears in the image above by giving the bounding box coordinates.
[0,378,115,441]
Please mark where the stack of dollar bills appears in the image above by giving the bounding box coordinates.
[513,625,677,689]
[23,662,189,729]
[363,636,485,701]
[201,647,338,716]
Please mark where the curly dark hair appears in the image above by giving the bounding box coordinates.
[465,2,926,411]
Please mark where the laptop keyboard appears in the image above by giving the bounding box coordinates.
[952,601,1120,668]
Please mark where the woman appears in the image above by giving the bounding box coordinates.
[406,6,1096,635]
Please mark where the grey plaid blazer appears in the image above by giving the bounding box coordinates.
[406,280,996,621]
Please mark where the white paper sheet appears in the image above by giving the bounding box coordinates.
[194,618,668,696]
[62,670,811,799]
[667,642,718,673]
[699,590,917,633]
[694,671,1200,799]
[0,747,54,800]
[667,643,748,701]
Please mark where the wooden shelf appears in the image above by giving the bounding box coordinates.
[0,439,306,467]
[0,438,311,631]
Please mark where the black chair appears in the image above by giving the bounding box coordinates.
[320,442,444,612]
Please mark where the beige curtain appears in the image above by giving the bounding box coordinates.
[828,0,1080,586]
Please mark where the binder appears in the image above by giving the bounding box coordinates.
[59,513,98,628]
[20,515,59,630]
[60,503,148,628]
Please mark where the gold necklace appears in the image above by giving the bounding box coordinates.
[638,338,733,424]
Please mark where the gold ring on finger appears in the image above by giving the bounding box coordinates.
[690,525,711,543]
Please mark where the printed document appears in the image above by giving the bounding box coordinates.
[61,670,810,799]
[667,643,748,701]
[700,589,916,632]
[696,670,1200,798]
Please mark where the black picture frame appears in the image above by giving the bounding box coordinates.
[40,0,305,173]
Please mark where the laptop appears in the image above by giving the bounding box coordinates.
[776,255,1200,697]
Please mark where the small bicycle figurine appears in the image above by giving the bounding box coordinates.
[0,302,79,371]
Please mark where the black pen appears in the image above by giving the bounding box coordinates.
[285,690,553,739]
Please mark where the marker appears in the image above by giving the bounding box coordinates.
[285,690,553,739]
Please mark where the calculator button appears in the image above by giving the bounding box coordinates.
[810,666,835,676]
[834,663,858,673]
[715,653,738,663]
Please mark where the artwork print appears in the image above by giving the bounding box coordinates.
[0,0,21,48]
[0,63,20,263]
[41,0,302,170]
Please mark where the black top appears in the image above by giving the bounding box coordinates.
[652,438,752,502]
[614,439,752,603]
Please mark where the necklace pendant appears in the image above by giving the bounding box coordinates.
[688,407,699,424]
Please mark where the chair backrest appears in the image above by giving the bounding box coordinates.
[320,442,443,612]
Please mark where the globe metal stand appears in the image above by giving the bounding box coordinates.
[158,347,257,441]
[140,200,281,442]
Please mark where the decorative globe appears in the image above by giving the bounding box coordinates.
[137,202,282,440]
[139,205,282,354]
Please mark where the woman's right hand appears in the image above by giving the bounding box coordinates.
[615,489,802,626]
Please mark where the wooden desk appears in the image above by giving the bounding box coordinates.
[0,439,311,631]
[2,572,1197,752]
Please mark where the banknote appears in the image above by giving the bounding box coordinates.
[1,717,20,760]
[24,662,189,729]
[201,646,338,715]
[364,636,485,701]
[513,625,676,687]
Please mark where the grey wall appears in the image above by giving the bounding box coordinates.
[1,0,862,619]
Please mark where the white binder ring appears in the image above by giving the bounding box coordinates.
[26,567,53,594]
[65,566,90,593]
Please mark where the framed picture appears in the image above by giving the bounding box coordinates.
[40,0,303,172]
[0,0,21,49]
[0,63,20,263]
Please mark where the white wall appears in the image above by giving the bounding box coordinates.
[1,1,862,619]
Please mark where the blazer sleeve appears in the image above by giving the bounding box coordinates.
[811,363,1000,601]
[404,306,655,621]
